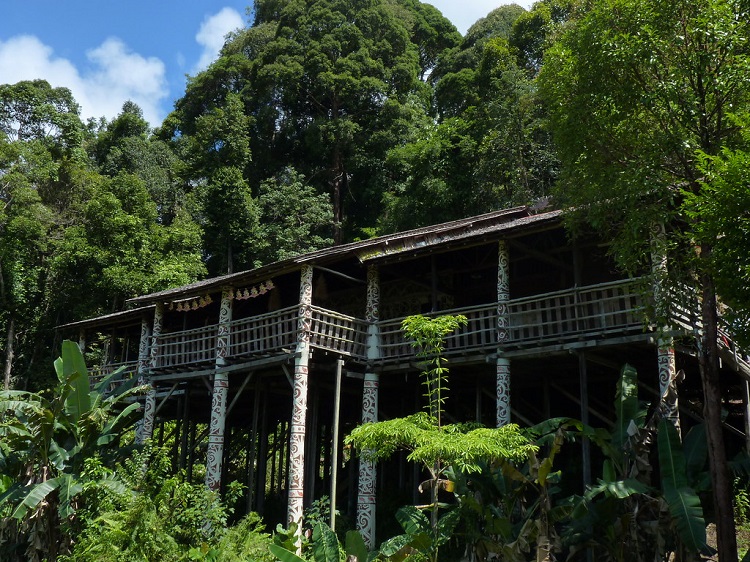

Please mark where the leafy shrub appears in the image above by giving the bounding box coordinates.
[62,446,271,562]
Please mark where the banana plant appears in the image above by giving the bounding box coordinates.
[0,340,144,561]
[658,419,707,557]
[564,365,714,561]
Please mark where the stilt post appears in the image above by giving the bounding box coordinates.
[652,223,680,430]
[357,264,380,547]
[206,287,233,491]
[139,304,162,443]
[288,265,313,528]
[497,241,511,426]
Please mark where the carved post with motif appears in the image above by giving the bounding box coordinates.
[497,241,511,427]
[135,316,152,444]
[141,303,163,442]
[357,265,380,547]
[652,223,680,430]
[206,287,233,491]
[288,266,313,528]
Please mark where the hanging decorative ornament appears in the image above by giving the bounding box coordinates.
[169,302,174,311]
[206,294,213,304]
[226,291,233,300]
[236,290,243,300]
[176,302,183,312]
[191,300,199,311]
[242,288,251,299]
[198,296,206,308]
[266,279,275,290]
[250,286,259,298]
[258,283,267,295]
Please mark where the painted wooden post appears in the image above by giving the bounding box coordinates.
[141,303,163,442]
[357,265,380,547]
[288,265,313,528]
[206,287,233,491]
[651,223,680,430]
[135,316,152,444]
[497,240,511,427]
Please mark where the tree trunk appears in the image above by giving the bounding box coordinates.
[0,257,10,390]
[330,97,344,246]
[699,246,738,562]
[3,315,13,390]
[332,147,343,246]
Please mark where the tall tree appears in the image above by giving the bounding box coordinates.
[381,4,557,232]
[0,170,54,390]
[93,102,185,225]
[164,0,455,247]
[540,0,750,557]
[0,84,205,388]
[0,80,86,390]
[52,170,205,316]
[255,167,334,264]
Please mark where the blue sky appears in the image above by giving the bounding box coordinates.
[0,1,532,128]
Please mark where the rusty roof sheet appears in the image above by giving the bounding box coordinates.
[125,207,562,307]
[57,305,156,331]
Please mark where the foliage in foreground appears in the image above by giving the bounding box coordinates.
[0,340,143,561]
[346,315,536,562]
[60,453,272,562]
[61,445,274,562]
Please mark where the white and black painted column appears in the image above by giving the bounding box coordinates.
[206,287,233,491]
[652,223,680,429]
[497,240,511,427]
[357,264,380,547]
[288,265,313,527]
[135,315,152,444]
[141,303,163,442]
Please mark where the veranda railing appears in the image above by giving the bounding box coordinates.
[136,279,649,371]
[377,279,646,361]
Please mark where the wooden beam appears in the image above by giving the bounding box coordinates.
[227,371,255,416]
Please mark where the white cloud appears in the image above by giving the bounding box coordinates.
[0,34,168,127]
[192,7,244,74]
[428,0,534,34]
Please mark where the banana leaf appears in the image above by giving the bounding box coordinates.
[658,419,707,553]
[269,544,306,562]
[345,529,369,562]
[56,340,91,423]
[311,522,340,562]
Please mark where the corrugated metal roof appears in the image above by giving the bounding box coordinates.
[125,207,562,307]
[58,305,155,331]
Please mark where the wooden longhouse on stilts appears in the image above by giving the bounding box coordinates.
[58,206,750,545]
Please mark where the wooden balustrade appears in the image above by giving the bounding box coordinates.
[508,279,645,345]
[228,305,298,358]
[378,279,646,360]
[378,303,499,361]
[154,324,217,370]
[105,279,651,374]
[309,306,368,357]
[90,360,139,387]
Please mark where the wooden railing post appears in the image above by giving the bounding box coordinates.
[206,287,233,492]
[288,266,313,531]
[497,241,511,426]
[357,264,380,547]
